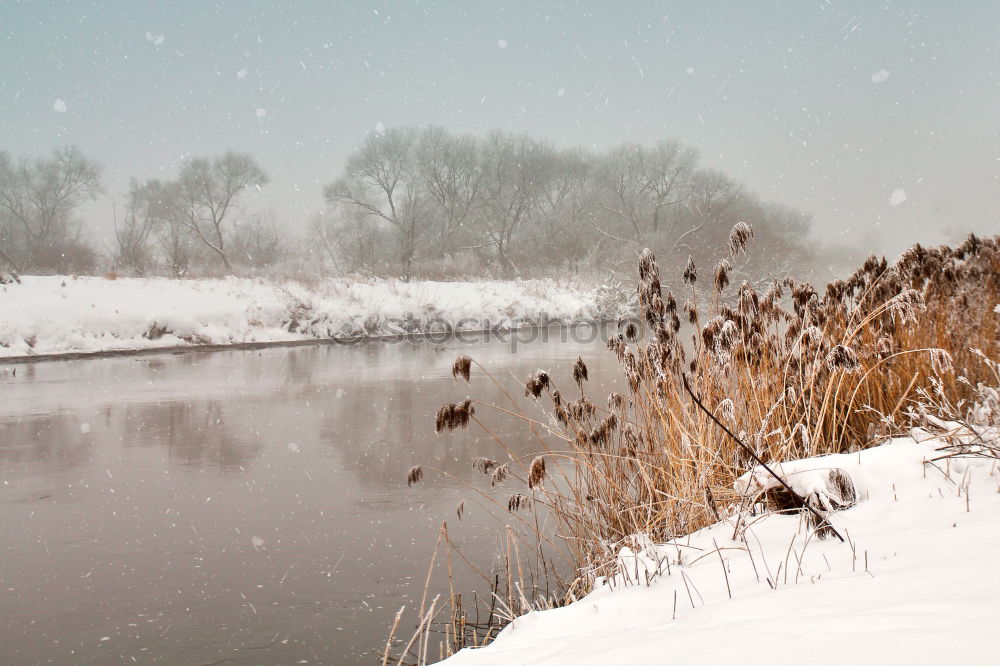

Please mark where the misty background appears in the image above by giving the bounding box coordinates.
[1,0,998,278]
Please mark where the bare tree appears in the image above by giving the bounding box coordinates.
[310,206,381,276]
[532,148,597,269]
[323,127,424,280]
[0,154,19,280]
[143,180,197,277]
[596,143,646,240]
[477,131,552,277]
[0,146,101,272]
[111,180,158,273]
[638,139,699,235]
[415,126,483,254]
[175,152,268,271]
[230,212,286,269]
[671,169,742,256]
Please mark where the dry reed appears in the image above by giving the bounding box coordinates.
[385,230,1000,665]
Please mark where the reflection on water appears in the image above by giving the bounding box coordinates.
[0,336,621,664]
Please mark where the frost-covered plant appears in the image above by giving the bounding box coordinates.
[393,231,1000,664]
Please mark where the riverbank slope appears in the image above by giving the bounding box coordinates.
[0,276,624,360]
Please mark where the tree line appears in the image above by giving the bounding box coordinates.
[0,148,272,278]
[317,126,813,284]
[1,128,816,285]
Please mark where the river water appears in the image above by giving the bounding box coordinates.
[0,331,623,664]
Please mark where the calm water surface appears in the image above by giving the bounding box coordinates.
[0,334,622,664]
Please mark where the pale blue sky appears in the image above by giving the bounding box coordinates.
[1,0,998,255]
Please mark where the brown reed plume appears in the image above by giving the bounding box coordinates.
[390,228,1000,665]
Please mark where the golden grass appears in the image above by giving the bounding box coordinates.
[386,231,1000,665]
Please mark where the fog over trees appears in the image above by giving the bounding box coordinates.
[1,128,820,287]
[319,126,817,285]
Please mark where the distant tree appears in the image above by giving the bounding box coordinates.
[0,146,101,272]
[111,180,158,273]
[638,139,699,235]
[415,126,483,254]
[324,127,424,281]
[673,168,742,257]
[309,206,381,275]
[317,126,818,285]
[142,179,198,277]
[597,142,646,240]
[476,131,553,277]
[532,147,597,268]
[175,152,268,271]
[230,213,286,269]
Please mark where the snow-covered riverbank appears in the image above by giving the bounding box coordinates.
[0,276,623,359]
[443,432,1000,665]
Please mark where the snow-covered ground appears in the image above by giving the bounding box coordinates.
[444,432,1000,665]
[0,276,620,359]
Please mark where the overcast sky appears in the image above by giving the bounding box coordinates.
[2,0,998,258]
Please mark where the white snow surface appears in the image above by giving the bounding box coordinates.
[443,436,1000,665]
[0,275,614,358]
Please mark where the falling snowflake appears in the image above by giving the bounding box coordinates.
[685,67,695,75]
[889,188,907,207]
[144,31,165,46]
[256,108,267,120]
[557,87,566,98]
[288,442,300,453]
[237,68,248,80]
[374,120,385,134]
[497,39,508,49]
[871,69,890,84]
[80,422,91,434]
[251,536,265,550]
[53,98,67,113]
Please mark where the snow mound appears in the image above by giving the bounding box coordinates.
[443,437,1000,665]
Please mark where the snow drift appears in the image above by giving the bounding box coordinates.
[442,433,1000,665]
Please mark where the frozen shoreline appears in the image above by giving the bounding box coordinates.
[0,276,622,361]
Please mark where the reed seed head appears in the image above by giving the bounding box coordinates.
[527,456,547,490]
[508,493,531,512]
[435,400,476,432]
[729,221,754,257]
[406,465,423,487]
[573,356,589,388]
[683,255,697,284]
[490,463,509,486]
[472,456,497,475]
[624,320,639,341]
[525,370,551,398]
[684,299,698,325]
[714,259,732,292]
[638,248,659,283]
[717,398,735,424]
[452,354,472,382]
[825,344,860,373]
